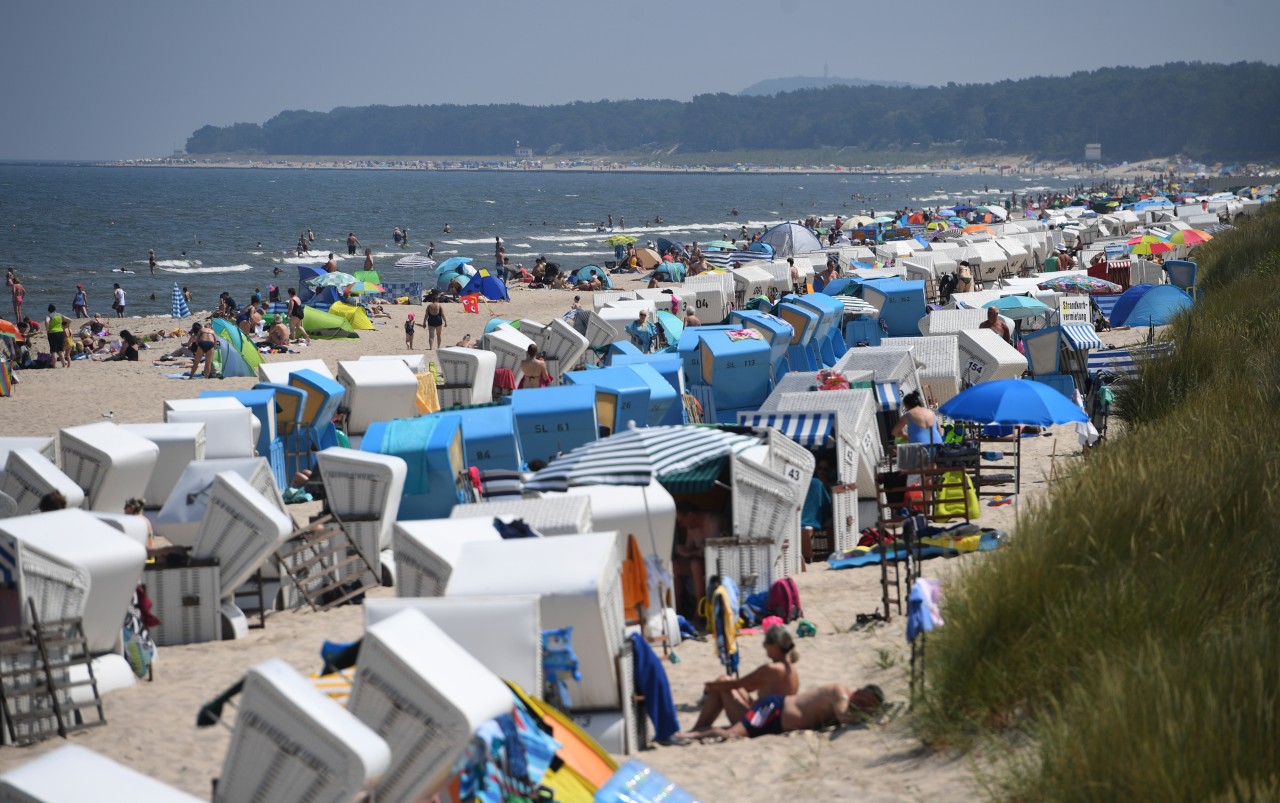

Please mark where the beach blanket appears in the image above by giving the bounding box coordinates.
[827,528,1005,570]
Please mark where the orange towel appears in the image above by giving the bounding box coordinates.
[621,534,649,617]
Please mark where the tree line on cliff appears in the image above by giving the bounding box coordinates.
[186,62,1279,162]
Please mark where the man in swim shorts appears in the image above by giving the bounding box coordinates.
[686,683,884,741]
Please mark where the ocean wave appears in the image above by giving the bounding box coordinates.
[162,263,255,274]
[155,259,200,268]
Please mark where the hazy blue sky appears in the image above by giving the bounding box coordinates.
[3,0,1276,160]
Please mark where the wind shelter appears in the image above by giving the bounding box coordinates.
[1110,284,1193,327]
[327,300,376,330]
[210,318,264,373]
[302,306,359,339]
[571,265,613,289]
[460,268,510,301]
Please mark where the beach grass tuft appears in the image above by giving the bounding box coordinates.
[914,204,1280,801]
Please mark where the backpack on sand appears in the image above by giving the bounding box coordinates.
[767,577,802,623]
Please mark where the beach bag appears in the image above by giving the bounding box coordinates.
[766,577,803,624]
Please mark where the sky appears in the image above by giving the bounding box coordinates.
[3,0,1277,160]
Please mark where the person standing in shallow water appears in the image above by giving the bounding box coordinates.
[148,249,157,275]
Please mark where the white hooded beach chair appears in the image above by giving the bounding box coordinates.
[958,328,1029,385]
[348,609,512,803]
[0,437,56,471]
[215,659,391,803]
[153,457,283,548]
[482,323,537,376]
[775,388,882,498]
[918,307,988,336]
[359,353,427,373]
[316,446,406,586]
[57,423,158,513]
[163,397,256,460]
[0,744,204,802]
[364,595,542,696]
[119,422,207,509]
[535,317,590,379]
[336,360,419,437]
[1,449,84,515]
[881,336,962,405]
[436,345,496,406]
[392,517,504,597]
[450,494,593,535]
[256,358,335,385]
[193,472,292,638]
[448,533,625,710]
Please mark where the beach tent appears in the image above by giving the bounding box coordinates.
[210,318,264,373]
[327,300,375,330]
[212,335,254,378]
[170,283,190,318]
[571,265,613,289]
[296,265,326,303]
[1109,284,1193,327]
[302,305,359,339]
[633,247,662,269]
[759,223,823,258]
[460,268,510,301]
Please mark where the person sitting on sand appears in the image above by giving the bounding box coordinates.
[260,314,291,350]
[684,683,885,742]
[550,273,569,290]
[105,330,142,362]
[681,625,801,736]
[519,344,549,389]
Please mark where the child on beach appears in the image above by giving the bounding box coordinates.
[404,313,422,349]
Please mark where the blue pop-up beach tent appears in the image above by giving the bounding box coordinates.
[1109,284,1193,327]
[460,268,510,301]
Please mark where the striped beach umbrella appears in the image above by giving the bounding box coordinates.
[170,283,190,318]
[522,425,763,492]
[394,254,436,270]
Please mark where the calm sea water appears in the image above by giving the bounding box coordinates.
[0,164,1078,316]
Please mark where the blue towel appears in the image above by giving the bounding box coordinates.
[383,417,436,495]
[906,580,935,643]
[801,477,831,530]
[628,632,680,742]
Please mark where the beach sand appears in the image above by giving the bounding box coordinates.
[0,275,1153,800]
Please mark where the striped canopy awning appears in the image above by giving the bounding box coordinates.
[738,412,834,447]
[1061,324,1103,351]
[703,250,765,267]
[836,296,878,316]
[1086,343,1174,380]
[874,381,902,412]
[1091,293,1121,322]
[522,425,762,492]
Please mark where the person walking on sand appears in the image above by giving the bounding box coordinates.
[148,249,157,276]
[112,283,127,318]
[424,291,446,350]
[404,313,422,350]
[347,233,361,256]
[71,283,89,318]
[11,276,25,322]
[286,287,310,344]
[45,304,71,368]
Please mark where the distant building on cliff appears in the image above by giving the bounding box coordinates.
[514,141,534,159]
[1084,143,1102,162]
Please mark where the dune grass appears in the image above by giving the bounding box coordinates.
[914,204,1280,801]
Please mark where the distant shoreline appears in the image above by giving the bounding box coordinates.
[90,155,1184,181]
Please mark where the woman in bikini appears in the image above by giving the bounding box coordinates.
[680,625,801,736]
[519,344,548,389]
[187,322,219,378]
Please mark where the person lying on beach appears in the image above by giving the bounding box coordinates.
[367,301,391,318]
[681,625,801,736]
[683,683,884,742]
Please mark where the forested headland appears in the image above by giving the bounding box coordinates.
[186,62,1279,163]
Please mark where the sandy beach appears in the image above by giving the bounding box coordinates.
[0,271,1154,800]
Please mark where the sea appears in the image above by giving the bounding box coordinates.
[0,164,1083,317]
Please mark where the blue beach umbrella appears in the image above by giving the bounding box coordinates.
[939,379,1087,427]
[982,295,1050,321]
[435,257,474,275]
[170,283,190,318]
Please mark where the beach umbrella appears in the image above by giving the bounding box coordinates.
[350,281,385,294]
[1167,229,1213,245]
[394,254,436,270]
[1038,275,1123,295]
[604,234,637,246]
[1129,240,1174,256]
[522,425,763,492]
[962,224,995,236]
[836,296,878,316]
[977,205,1009,221]
[703,240,735,250]
[170,283,191,319]
[435,256,474,275]
[926,220,951,232]
[307,272,358,288]
[982,295,1050,320]
[873,215,895,224]
[655,310,683,345]
[939,379,1087,427]
[847,215,875,227]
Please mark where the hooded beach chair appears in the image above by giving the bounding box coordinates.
[212,659,391,803]
[0,744,204,802]
[316,446,407,587]
[1,448,85,515]
[58,422,159,513]
[391,517,504,597]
